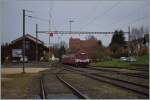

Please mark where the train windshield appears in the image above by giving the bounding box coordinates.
[77,52,88,59]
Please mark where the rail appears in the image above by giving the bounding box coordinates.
[87,66,149,79]
[56,69,89,99]
[64,66,149,96]
[40,75,47,99]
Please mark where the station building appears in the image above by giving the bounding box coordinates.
[4,34,49,62]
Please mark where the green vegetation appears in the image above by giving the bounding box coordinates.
[58,45,66,62]
[91,54,149,68]
[91,60,130,68]
[109,30,128,58]
[132,54,149,65]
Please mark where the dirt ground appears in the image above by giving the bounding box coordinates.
[1,67,50,99]
[1,73,41,99]
[1,63,149,99]
[1,68,50,74]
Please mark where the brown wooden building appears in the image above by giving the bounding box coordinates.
[5,34,48,61]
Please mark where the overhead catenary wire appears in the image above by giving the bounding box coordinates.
[49,0,54,18]
[116,15,148,30]
[103,5,148,28]
[49,0,58,32]
[79,1,120,42]
[48,0,53,58]
[48,1,65,45]
[29,15,58,32]
[78,2,99,32]
[102,3,149,31]
[79,1,120,31]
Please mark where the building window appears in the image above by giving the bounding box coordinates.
[26,41,30,49]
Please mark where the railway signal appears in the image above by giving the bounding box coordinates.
[48,32,53,37]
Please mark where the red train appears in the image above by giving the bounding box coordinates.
[62,50,90,67]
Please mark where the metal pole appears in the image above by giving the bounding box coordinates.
[36,24,38,66]
[69,20,74,37]
[69,21,71,34]
[49,35,50,61]
[128,26,130,57]
[22,9,25,73]
[49,20,51,61]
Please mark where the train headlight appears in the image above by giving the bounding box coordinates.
[75,59,80,63]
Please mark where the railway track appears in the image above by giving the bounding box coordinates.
[39,68,89,99]
[87,66,149,79]
[90,65,149,72]
[64,66,149,97]
[93,73,148,88]
[56,69,89,99]
[40,75,47,99]
[69,66,149,87]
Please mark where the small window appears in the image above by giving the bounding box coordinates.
[26,41,30,49]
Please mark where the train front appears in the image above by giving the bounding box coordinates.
[75,52,90,66]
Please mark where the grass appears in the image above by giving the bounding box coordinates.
[132,54,149,65]
[91,60,130,68]
[91,54,149,68]
[1,73,38,99]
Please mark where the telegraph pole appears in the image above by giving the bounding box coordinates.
[49,20,51,61]
[36,24,38,66]
[128,26,131,57]
[69,20,74,37]
[22,9,25,73]
[22,9,33,73]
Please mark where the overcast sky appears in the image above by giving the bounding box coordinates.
[1,0,149,46]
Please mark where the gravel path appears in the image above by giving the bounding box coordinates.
[1,68,50,74]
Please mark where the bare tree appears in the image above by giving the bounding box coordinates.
[130,26,149,56]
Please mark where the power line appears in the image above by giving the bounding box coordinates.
[31,16,49,22]
[79,1,120,31]
[78,2,99,25]
[49,0,54,18]
[49,0,53,32]
[128,16,148,25]
[49,0,58,32]
[104,4,148,29]
[117,15,148,29]
[28,15,58,31]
